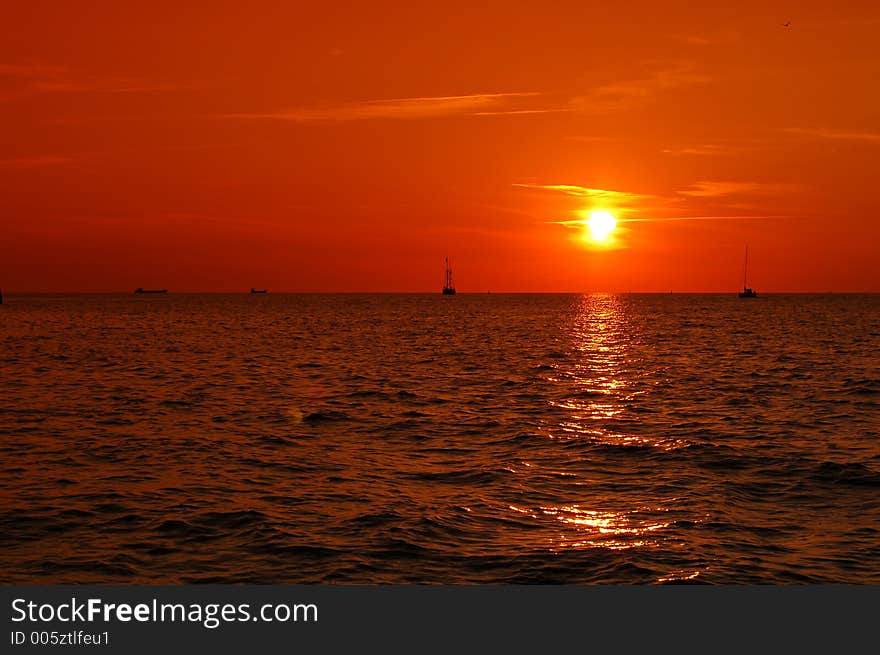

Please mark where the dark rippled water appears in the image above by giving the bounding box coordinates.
[1,293,878,584]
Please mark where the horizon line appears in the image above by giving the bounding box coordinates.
[3,290,879,295]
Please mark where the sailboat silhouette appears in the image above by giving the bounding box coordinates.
[738,246,758,298]
[442,257,456,295]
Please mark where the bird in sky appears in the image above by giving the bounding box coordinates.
[781,21,792,28]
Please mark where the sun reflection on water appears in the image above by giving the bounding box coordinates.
[657,570,704,583]
[516,294,687,556]
[543,294,681,449]
[509,503,672,551]
[547,294,632,419]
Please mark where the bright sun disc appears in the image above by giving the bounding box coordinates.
[586,210,617,242]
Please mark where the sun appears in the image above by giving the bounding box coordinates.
[585,210,617,242]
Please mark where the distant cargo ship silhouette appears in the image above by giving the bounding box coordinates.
[134,288,167,294]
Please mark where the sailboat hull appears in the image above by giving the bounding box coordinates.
[442,288,456,295]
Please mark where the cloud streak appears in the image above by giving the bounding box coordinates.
[512,183,650,204]
[678,181,795,197]
[224,93,545,122]
[783,127,880,143]
[662,143,760,156]
[0,61,182,103]
[621,214,795,223]
[224,63,713,124]
[569,63,711,113]
[516,180,799,231]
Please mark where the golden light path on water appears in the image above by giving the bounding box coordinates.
[546,294,687,449]
[511,294,698,574]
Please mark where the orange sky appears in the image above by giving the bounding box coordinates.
[2,1,879,292]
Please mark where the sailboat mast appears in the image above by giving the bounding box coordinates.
[743,246,749,289]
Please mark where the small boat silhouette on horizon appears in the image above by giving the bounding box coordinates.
[250,288,268,294]
[135,288,168,294]
[442,257,456,295]
[738,246,758,298]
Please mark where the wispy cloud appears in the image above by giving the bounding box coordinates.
[678,181,794,197]
[220,60,719,126]
[0,61,182,103]
[518,180,794,203]
[592,66,709,99]
[224,93,545,122]
[662,142,760,156]
[512,183,649,204]
[471,108,571,117]
[570,63,711,113]
[515,180,799,231]
[622,214,794,223]
[782,127,880,143]
[514,183,663,234]
[225,63,712,123]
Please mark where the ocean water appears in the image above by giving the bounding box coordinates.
[1,293,878,584]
